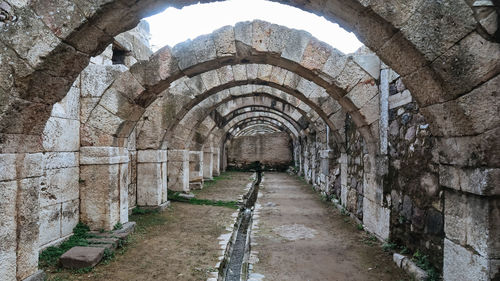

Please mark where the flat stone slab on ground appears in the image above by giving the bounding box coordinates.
[178,193,195,199]
[60,246,105,269]
[87,237,119,249]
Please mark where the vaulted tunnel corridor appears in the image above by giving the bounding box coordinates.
[0,1,498,280]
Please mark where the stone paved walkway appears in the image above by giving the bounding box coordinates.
[250,172,408,281]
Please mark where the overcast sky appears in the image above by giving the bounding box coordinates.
[144,0,363,54]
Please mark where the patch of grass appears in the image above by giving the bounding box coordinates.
[131,207,159,215]
[39,223,90,268]
[356,223,364,231]
[101,248,115,265]
[168,190,239,209]
[400,245,410,255]
[340,207,349,216]
[113,222,123,230]
[382,240,397,252]
[130,210,167,232]
[203,172,233,188]
[412,250,440,281]
[73,267,93,274]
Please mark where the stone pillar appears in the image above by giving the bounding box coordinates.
[0,153,44,281]
[167,150,189,192]
[203,147,213,180]
[362,155,390,240]
[80,147,129,231]
[189,151,204,190]
[441,166,499,280]
[136,150,168,208]
[319,149,331,193]
[212,147,220,177]
[340,152,348,207]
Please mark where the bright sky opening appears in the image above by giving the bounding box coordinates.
[144,0,363,54]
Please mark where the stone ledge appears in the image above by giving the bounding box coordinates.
[137,149,167,163]
[22,270,45,281]
[393,253,428,281]
[80,147,129,165]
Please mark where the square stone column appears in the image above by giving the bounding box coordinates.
[212,147,220,177]
[441,166,500,281]
[136,150,168,207]
[80,147,129,231]
[203,147,213,180]
[189,151,204,190]
[362,155,390,240]
[167,150,189,192]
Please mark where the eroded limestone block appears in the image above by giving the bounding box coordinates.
[0,180,17,281]
[60,247,104,269]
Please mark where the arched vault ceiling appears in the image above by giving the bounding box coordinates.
[188,109,303,150]
[3,2,497,154]
[78,23,386,154]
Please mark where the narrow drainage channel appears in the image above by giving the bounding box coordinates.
[219,171,262,281]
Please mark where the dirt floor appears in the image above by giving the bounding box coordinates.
[44,171,409,281]
[44,172,251,281]
[250,172,409,281]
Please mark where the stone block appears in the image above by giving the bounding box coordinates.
[0,154,16,181]
[437,128,499,167]
[443,238,489,281]
[16,178,41,280]
[281,29,312,64]
[234,21,253,46]
[352,54,381,80]
[358,94,380,125]
[363,197,390,240]
[42,117,79,152]
[119,162,129,224]
[440,166,499,196]
[345,79,378,109]
[200,70,221,91]
[61,200,79,237]
[137,150,167,163]
[421,73,500,137]
[137,162,165,206]
[388,90,412,109]
[335,60,369,92]
[0,181,17,281]
[43,152,78,170]
[87,238,119,249]
[40,167,79,207]
[80,64,126,97]
[168,158,190,192]
[431,32,500,97]
[80,146,129,165]
[60,247,104,269]
[38,204,61,246]
[168,149,189,162]
[444,190,495,257]
[99,88,144,121]
[51,86,79,120]
[192,34,217,64]
[79,164,120,230]
[212,25,236,58]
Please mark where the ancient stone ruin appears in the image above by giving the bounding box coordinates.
[0,1,498,280]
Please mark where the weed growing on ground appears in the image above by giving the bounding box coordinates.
[356,224,364,231]
[167,190,239,209]
[113,222,123,230]
[340,207,349,216]
[412,250,440,281]
[73,266,93,274]
[131,207,159,215]
[382,240,397,252]
[39,223,90,268]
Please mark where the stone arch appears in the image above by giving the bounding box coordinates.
[0,3,497,280]
[172,95,320,150]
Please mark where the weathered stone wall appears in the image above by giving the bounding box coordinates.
[384,76,443,268]
[227,132,293,169]
[36,22,151,249]
[343,114,366,220]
